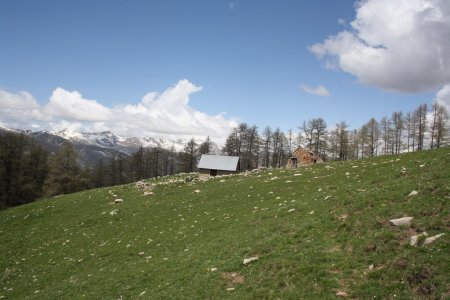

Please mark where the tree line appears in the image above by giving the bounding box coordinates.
[1,102,448,209]
[223,102,449,171]
[0,132,213,209]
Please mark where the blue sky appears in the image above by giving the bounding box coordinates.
[1,0,449,141]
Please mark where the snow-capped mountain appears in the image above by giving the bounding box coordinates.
[51,128,187,153]
[1,126,221,167]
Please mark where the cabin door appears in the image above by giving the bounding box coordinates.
[291,158,298,168]
[210,169,218,176]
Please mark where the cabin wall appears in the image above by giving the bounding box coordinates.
[199,168,237,177]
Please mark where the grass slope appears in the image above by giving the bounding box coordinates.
[1,148,449,299]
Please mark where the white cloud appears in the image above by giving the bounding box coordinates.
[310,0,450,93]
[338,18,346,25]
[229,2,236,10]
[45,88,112,121]
[300,85,331,97]
[0,79,238,142]
[434,84,450,113]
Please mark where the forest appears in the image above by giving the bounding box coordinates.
[0,101,448,209]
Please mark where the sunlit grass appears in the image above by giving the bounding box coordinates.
[1,148,449,299]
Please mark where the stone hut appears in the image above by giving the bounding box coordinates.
[197,154,240,177]
[287,147,322,168]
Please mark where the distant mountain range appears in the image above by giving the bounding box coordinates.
[0,126,219,167]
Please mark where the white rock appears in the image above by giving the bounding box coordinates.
[210,268,218,272]
[408,190,418,197]
[194,190,200,193]
[423,233,445,245]
[294,173,302,176]
[114,199,124,203]
[288,208,295,212]
[410,232,428,246]
[336,291,348,297]
[243,256,258,265]
[285,180,293,183]
[109,209,118,216]
[325,196,332,200]
[389,217,413,226]
[309,210,314,215]
[226,287,235,291]
[345,172,350,176]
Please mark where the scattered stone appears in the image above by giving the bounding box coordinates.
[194,190,200,193]
[408,190,418,197]
[423,233,445,245]
[210,268,218,272]
[109,209,118,216]
[223,272,245,284]
[345,172,350,176]
[389,217,413,226]
[336,291,348,297]
[226,287,235,291]
[139,291,146,297]
[144,191,153,196]
[243,256,258,265]
[220,179,225,182]
[324,195,332,200]
[138,252,145,256]
[288,208,295,213]
[285,180,293,183]
[419,164,425,168]
[368,264,374,270]
[410,232,428,246]
[294,173,302,176]
[114,199,124,204]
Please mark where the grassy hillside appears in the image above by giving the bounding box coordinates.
[1,148,449,299]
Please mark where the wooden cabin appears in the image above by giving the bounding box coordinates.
[197,154,240,177]
[287,147,322,168]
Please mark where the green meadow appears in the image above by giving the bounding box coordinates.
[1,148,449,299]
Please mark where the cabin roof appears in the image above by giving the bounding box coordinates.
[197,154,239,171]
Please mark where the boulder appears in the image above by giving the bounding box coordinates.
[389,217,413,226]
[423,233,445,245]
[410,232,428,246]
[243,256,258,265]
[408,190,418,197]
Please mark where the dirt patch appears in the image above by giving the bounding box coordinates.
[326,245,341,253]
[416,283,437,296]
[407,266,432,285]
[393,257,408,269]
[223,272,245,286]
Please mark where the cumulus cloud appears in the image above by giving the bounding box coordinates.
[434,84,450,113]
[300,85,331,97]
[45,88,112,122]
[0,79,238,141]
[309,0,450,93]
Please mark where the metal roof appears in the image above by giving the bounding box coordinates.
[197,154,239,171]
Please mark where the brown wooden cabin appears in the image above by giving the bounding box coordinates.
[287,147,322,168]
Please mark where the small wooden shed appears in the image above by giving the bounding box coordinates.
[287,147,322,168]
[198,154,240,177]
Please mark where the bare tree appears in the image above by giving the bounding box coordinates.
[414,104,427,151]
[391,111,403,154]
